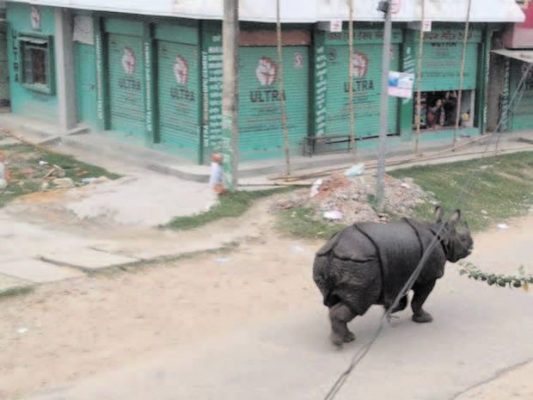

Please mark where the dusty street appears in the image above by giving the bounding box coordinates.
[0,198,531,400]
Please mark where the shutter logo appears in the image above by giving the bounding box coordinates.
[30,6,41,31]
[256,57,277,86]
[294,52,304,69]
[122,47,136,75]
[351,52,369,78]
[174,55,189,85]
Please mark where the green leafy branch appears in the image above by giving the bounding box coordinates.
[458,262,532,291]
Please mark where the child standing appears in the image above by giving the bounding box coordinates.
[209,153,226,195]
[0,151,9,190]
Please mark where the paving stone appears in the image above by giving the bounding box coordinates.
[40,248,139,271]
[0,273,30,292]
[0,259,83,283]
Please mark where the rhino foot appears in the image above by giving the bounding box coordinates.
[343,331,356,343]
[412,310,433,323]
[330,331,356,346]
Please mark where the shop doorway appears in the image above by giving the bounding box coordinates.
[415,90,475,131]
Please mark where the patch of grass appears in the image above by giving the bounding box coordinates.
[166,188,290,230]
[0,144,120,207]
[276,207,346,240]
[0,285,34,301]
[41,151,121,181]
[390,151,533,231]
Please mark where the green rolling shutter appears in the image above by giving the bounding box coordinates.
[74,43,98,128]
[325,44,400,138]
[107,33,145,138]
[418,42,479,91]
[238,46,309,160]
[157,40,200,156]
[510,61,533,131]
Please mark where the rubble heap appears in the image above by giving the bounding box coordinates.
[275,171,435,225]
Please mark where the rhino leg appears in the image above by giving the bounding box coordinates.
[329,303,357,346]
[411,280,436,323]
[389,295,408,314]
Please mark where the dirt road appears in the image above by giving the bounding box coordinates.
[1,203,532,400]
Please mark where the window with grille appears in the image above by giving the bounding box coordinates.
[18,36,54,94]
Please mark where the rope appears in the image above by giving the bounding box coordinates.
[322,54,533,400]
[414,0,426,155]
[452,0,473,147]
[276,0,291,176]
[347,0,357,155]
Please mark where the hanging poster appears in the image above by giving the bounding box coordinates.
[73,16,95,45]
[388,71,414,99]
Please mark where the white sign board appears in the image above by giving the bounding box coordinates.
[329,19,342,32]
[73,15,94,45]
[422,19,432,32]
[388,71,414,99]
[390,0,401,14]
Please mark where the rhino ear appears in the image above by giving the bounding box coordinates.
[449,209,462,224]
[434,206,444,223]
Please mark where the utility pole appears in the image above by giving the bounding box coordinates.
[347,0,357,156]
[276,0,291,176]
[375,0,392,212]
[414,0,426,155]
[222,0,239,190]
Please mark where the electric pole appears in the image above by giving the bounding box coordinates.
[222,0,239,190]
[376,0,392,212]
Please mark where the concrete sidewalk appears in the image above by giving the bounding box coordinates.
[2,113,533,183]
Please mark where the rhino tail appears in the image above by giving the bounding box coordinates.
[313,254,341,307]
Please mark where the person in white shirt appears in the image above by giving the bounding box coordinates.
[0,152,9,190]
[209,153,226,195]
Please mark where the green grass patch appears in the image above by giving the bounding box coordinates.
[276,207,345,240]
[0,144,120,207]
[40,150,121,181]
[390,151,533,231]
[0,285,34,301]
[166,188,290,231]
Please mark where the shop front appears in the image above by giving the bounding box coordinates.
[155,21,201,160]
[410,26,483,134]
[237,29,311,160]
[6,3,58,122]
[0,15,10,107]
[509,59,533,131]
[104,18,147,141]
[317,26,403,144]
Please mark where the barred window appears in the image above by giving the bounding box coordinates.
[19,36,54,94]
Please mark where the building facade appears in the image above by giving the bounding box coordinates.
[497,0,533,132]
[3,0,525,164]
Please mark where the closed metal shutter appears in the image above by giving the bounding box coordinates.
[325,44,400,138]
[238,46,309,160]
[74,43,97,128]
[510,60,533,131]
[157,40,200,155]
[0,27,9,107]
[419,42,479,91]
[107,33,145,138]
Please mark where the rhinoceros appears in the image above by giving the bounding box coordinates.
[313,207,473,346]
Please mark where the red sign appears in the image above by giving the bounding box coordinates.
[522,1,533,29]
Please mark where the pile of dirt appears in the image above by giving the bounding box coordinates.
[275,172,435,225]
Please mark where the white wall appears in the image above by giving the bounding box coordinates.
[4,0,525,23]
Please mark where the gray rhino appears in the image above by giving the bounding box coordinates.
[313,207,473,346]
